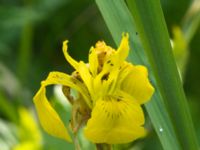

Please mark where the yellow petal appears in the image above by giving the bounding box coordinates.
[89,46,99,77]
[121,65,154,104]
[97,34,129,74]
[33,86,71,142]
[94,41,115,66]
[44,71,92,108]
[91,34,130,97]
[116,33,129,63]
[62,40,79,70]
[78,62,94,98]
[84,96,146,144]
[33,71,91,142]
[104,33,129,69]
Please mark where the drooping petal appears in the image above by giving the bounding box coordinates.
[34,86,71,141]
[62,40,79,70]
[33,72,91,142]
[120,65,154,104]
[84,95,146,144]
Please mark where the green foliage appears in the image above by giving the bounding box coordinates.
[0,0,200,149]
[126,0,198,149]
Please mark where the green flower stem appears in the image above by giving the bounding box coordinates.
[17,23,33,84]
[17,0,34,84]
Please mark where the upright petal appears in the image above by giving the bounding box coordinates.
[91,34,130,97]
[84,96,146,144]
[116,33,129,63]
[62,40,79,70]
[94,41,115,67]
[89,46,99,77]
[78,62,94,99]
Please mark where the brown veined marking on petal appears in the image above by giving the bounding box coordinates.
[112,97,125,116]
[106,59,114,67]
[101,102,106,111]
[96,51,107,73]
[106,60,111,64]
[89,70,93,77]
[101,97,125,121]
[117,98,121,102]
[72,71,83,82]
[97,50,107,66]
[101,73,109,81]
[95,42,115,71]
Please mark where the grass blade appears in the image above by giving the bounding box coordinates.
[126,0,199,149]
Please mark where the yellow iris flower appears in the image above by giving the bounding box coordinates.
[33,33,154,144]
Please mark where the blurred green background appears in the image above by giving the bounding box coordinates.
[0,0,199,150]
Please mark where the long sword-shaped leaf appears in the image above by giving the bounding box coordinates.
[95,0,181,149]
[126,0,199,149]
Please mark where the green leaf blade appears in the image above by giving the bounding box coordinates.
[126,0,199,149]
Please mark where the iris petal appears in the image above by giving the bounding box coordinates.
[34,86,71,141]
[33,72,91,141]
[62,40,79,70]
[116,33,129,64]
[92,34,130,97]
[44,72,92,107]
[121,65,154,104]
[84,95,146,144]
[89,47,99,77]
[78,62,94,100]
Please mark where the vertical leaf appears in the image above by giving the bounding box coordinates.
[126,0,199,149]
